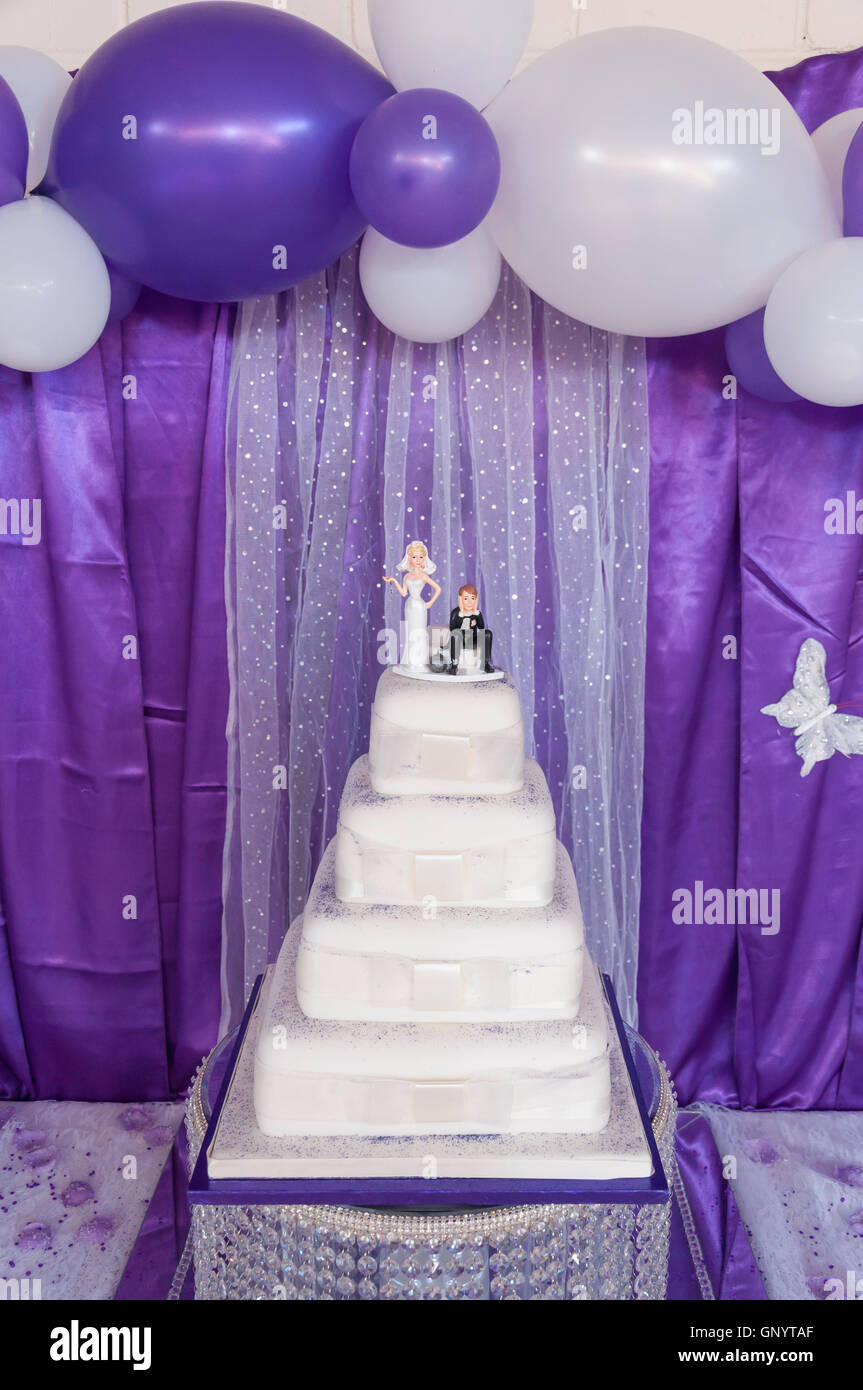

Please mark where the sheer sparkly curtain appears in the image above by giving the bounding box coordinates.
[222,256,649,1030]
[462,268,537,740]
[541,313,649,1014]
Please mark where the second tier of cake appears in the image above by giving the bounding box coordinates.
[335,754,557,907]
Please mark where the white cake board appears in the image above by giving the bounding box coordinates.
[393,665,504,683]
[207,968,653,1181]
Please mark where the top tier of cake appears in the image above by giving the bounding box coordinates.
[369,666,525,796]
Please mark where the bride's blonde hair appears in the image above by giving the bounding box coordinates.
[396,541,437,575]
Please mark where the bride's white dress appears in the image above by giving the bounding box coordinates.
[404,577,429,669]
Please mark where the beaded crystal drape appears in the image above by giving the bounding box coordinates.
[222,253,649,1031]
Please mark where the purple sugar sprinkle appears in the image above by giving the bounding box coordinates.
[24,1145,56,1169]
[835,1165,863,1188]
[75,1216,114,1245]
[741,1138,780,1166]
[118,1106,150,1132]
[16,1221,52,1251]
[61,1181,94,1209]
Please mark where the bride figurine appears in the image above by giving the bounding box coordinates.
[384,541,442,670]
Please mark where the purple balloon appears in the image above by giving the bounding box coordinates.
[843,123,863,235]
[724,307,801,404]
[0,73,28,210]
[45,2,392,301]
[350,88,501,249]
[106,262,141,324]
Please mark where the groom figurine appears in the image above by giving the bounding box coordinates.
[449,583,494,673]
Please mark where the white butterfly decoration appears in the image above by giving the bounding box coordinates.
[761,638,863,777]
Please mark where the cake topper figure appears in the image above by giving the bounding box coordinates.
[449,583,494,674]
[384,541,441,670]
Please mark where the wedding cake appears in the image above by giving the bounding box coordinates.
[253,568,612,1140]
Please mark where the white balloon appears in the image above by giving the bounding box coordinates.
[368,0,533,110]
[810,107,863,220]
[764,238,863,407]
[359,224,501,343]
[486,28,840,336]
[0,46,71,191]
[0,197,110,372]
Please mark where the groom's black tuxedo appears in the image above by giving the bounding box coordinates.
[448,608,493,672]
[449,606,486,633]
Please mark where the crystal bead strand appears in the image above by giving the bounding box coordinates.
[276,1208,300,1299]
[313,1221,337,1299]
[295,1215,318,1299]
[333,1225,359,1299]
[488,1227,521,1300]
[595,1205,636,1300]
[565,1207,599,1300]
[356,1231,379,1299]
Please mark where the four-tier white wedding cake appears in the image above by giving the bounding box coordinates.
[253,660,613,1140]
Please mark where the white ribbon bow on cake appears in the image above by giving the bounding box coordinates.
[761,637,863,776]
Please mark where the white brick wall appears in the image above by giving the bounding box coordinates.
[2,0,863,73]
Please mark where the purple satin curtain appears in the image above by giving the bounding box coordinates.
[0,289,231,1100]
[639,46,863,1110]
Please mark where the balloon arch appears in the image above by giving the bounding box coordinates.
[0,0,860,406]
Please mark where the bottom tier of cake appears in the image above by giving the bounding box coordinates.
[253,926,610,1138]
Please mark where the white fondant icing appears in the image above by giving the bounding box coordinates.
[295,840,585,1021]
[254,927,610,1137]
[335,755,555,906]
[372,667,522,734]
[369,666,523,794]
